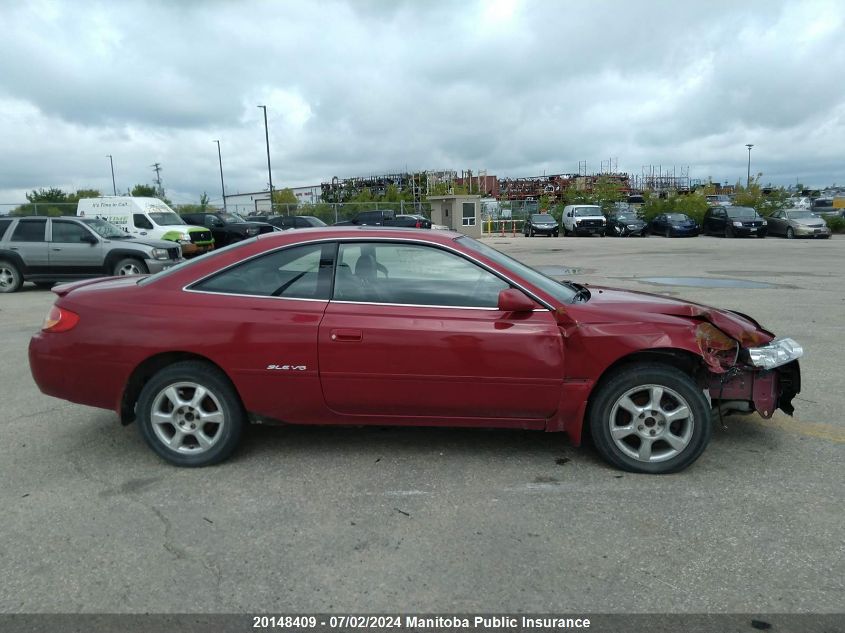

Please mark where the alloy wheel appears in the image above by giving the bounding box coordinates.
[149,382,226,454]
[607,384,695,463]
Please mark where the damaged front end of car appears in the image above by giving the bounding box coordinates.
[695,319,802,420]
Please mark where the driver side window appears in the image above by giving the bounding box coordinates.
[333,242,508,307]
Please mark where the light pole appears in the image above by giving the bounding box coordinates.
[745,144,754,188]
[106,154,116,195]
[213,140,227,211]
[257,105,274,213]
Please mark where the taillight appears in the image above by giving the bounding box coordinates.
[42,306,80,332]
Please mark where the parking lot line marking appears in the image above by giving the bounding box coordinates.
[746,414,845,443]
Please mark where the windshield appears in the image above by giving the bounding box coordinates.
[220,212,247,223]
[727,207,759,218]
[531,214,554,222]
[786,210,818,219]
[666,213,689,221]
[707,195,730,202]
[573,207,601,217]
[457,236,577,304]
[615,213,638,221]
[149,211,186,226]
[80,218,131,239]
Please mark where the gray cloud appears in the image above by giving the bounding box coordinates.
[0,0,843,204]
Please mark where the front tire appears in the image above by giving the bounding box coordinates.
[786,227,795,239]
[136,361,245,467]
[725,225,734,238]
[588,363,712,474]
[0,260,23,293]
[113,258,148,276]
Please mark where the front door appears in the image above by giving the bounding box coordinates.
[48,220,104,276]
[318,241,564,422]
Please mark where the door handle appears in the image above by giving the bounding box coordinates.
[9,246,18,250]
[51,247,62,251]
[330,329,362,342]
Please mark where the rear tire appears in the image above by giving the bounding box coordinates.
[136,361,245,467]
[588,363,712,474]
[113,258,148,276]
[0,260,23,293]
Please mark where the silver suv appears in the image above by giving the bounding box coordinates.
[0,216,183,293]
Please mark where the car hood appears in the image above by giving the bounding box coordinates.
[533,219,558,225]
[792,218,826,226]
[569,286,773,346]
[106,237,175,249]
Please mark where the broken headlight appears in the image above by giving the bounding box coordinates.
[746,338,803,370]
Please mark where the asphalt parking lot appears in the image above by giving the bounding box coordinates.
[1,234,843,615]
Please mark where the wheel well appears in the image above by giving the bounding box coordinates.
[119,352,239,425]
[581,348,706,439]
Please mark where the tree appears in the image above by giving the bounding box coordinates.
[131,184,157,197]
[271,188,298,214]
[26,187,67,203]
[130,183,172,206]
[13,187,101,216]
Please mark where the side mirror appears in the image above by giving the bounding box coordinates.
[80,234,98,244]
[498,288,536,313]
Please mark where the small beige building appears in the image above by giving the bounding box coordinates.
[428,195,482,238]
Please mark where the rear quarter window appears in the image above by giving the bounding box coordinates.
[11,219,47,242]
[0,218,12,240]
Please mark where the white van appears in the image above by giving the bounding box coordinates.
[561,204,606,236]
[77,197,214,256]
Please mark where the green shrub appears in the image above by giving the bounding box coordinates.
[825,216,845,233]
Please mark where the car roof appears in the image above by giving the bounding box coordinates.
[254,225,463,243]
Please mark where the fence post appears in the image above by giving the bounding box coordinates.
[400,200,404,214]
[334,204,338,224]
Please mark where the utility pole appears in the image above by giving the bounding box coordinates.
[106,155,116,195]
[213,140,227,211]
[257,105,274,212]
[745,144,754,188]
[151,163,163,197]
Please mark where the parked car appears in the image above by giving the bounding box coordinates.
[77,197,214,257]
[181,212,275,247]
[702,206,767,238]
[252,215,328,230]
[393,214,432,229]
[334,210,400,226]
[809,198,839,218]
[649,213,700,237]
[0,216,183,293]
[766,209,831,239]
[561,205,606,236]
[706,194,732,207]
[523,213,559,237]
[29,228,802,474]
[605,211,647,237]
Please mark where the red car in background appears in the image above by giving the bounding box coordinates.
[29,228,802,473]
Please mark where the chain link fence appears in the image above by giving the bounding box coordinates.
[0,201,434,225]
[227,202,433,225]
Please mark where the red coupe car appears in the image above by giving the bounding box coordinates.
[29,228,802,473]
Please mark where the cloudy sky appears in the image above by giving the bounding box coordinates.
[1,0,843,205]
